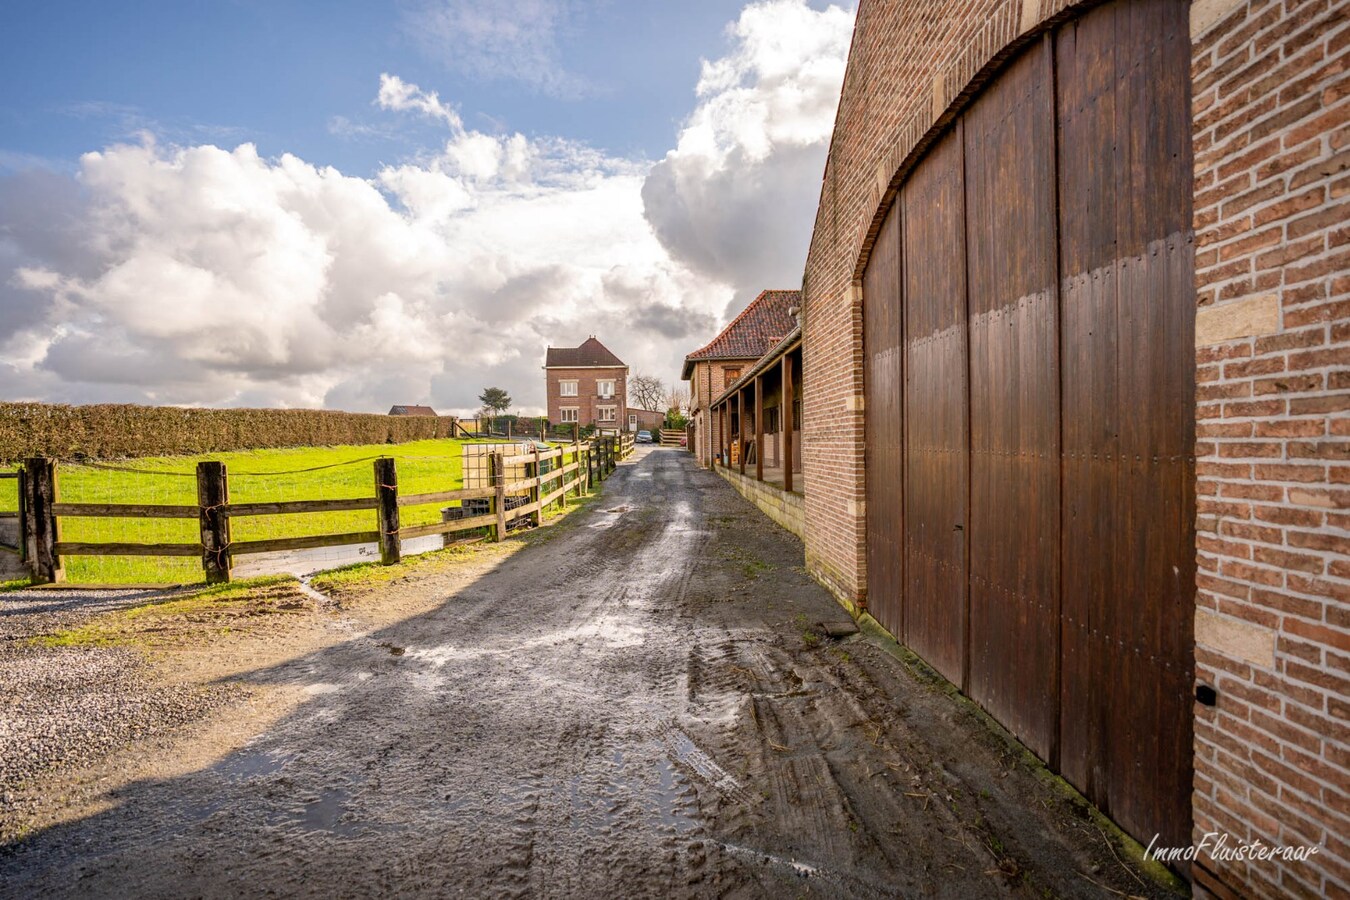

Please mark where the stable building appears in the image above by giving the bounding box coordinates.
[683,289,799,468]
[795,1,1348,896]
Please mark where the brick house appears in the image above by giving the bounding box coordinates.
[783,0,1347,896]
[683,289,799,467]
[544,337,628,430]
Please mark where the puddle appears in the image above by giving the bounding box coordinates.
[217,748,295,783]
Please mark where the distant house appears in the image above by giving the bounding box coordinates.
[544,336,628,430]
[682,289,798,468]
[388,405,438,416]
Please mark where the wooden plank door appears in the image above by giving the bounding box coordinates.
[902,124,969,686]
[963,37,1061,763]
[865,204,904,637]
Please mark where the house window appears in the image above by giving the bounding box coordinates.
[559,380,578,397]
[560,407,579,423]
[598,406,616,422]
[597,379,615,399]
[723,367,740,382]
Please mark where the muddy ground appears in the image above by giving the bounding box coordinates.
[0,447,1178,898]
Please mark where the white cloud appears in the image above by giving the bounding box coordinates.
[401,0,593,99]
[642,0,854,313]
[0,80,730,415]
[1,1,856,414]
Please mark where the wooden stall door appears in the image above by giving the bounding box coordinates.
[865,205,904,637]
[963,37,1061,763]
[1056,0,1195,850]
[902,125,969,686]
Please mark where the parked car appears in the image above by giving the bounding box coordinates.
[636,430,653,443]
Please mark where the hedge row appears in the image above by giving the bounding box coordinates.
[0,403,462,462]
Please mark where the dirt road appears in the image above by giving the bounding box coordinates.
[1,448,1174,898]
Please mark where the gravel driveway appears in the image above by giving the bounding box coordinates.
[0,448,1173,898]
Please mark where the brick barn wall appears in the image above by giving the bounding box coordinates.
[801,0,1348,895]
[800,0,1080,606]
[1190,1,1349,896]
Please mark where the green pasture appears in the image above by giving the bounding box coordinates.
[0,438,529,584]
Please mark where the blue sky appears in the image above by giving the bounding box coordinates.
[0,0,855,414]
[1,1,772,174]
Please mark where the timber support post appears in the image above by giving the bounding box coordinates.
[531,446,543,527]
[196,460,232,583]
[22,457,62,584]
[374,457,401,565]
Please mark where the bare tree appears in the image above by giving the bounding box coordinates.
[629,373,665,411]
[664,386,689,416]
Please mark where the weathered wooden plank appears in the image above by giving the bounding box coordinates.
[397,486,495,507]
[963,35,1059,763]
[864,195,903,640]
[231,531,382,555]
[901,122,968,687]
[0,512,19,520]
[227,498,378,516]
[398,514,498,540]
[502,447,563,466]
[52,502,200,519]
[0,541,22,555]
[53,541,202,557]
[503,478,537,494]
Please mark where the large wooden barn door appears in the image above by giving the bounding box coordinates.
[1056,0,1195,849]
[963,38,1061,763]
[861,0,1193,851]
[864,205,904,638]
[902,125,968,687]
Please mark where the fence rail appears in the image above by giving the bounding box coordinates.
[10,433,632,586]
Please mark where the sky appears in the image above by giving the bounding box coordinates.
[0,0,856,416]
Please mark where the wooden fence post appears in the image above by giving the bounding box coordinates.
[196,461,232,584]
[530,446,543,527]
[573,438,583,499]
[374,457,400,565]
[491,451,507,542]
[22,457,62,584]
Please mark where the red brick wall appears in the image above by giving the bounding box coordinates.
[1191,1,1349,896]
[545,367,627,428]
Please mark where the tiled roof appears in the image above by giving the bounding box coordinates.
[545,336,627,368]
[682,290,799,377]
[388,405,438,416]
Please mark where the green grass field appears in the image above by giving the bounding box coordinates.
[0,438,522,584]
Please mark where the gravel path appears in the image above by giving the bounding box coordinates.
[0,449,1174,898]
[0,589,234,815]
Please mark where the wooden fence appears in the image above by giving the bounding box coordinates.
[9,434,635,586]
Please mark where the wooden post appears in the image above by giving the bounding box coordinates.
[196,461,231,584]
[739,390,748,475]
[531,446,543,526]
[374,457,401,565]
[754,374,765,482]
[573,438,583,498]
[783,352,795,493]
[22,457,62,584]
[491,451,507,541]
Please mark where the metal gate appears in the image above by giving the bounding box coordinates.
[861,0,1194,851]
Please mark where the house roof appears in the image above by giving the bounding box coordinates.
[388,404,438,416]
[545,336,627,368]
[681,289,800,379]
